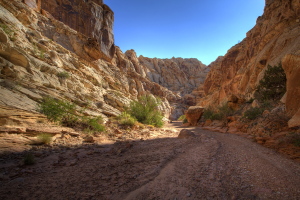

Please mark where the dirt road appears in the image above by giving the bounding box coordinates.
[1,122,300,199]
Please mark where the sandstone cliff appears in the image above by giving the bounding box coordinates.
[199,0,300,118]
[124,50,210,119]
[138,55,208,95]
[22,0,115,61]
[0,0,179,123]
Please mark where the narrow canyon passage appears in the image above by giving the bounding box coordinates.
[1,123,300,200]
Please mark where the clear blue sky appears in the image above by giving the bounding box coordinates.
[104,0,265,65]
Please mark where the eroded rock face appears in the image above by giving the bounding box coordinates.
[0,0,174,122]
[282,53,300,127]
[23,0,115,61]
[199,0,300,109]
[185,106,204,126]
[138,55,209,95]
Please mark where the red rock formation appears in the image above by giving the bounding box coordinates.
[282,53,300,127]
[185,106,204,126]
[199,0,300,110]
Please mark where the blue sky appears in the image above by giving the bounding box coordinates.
[104,0,265,65]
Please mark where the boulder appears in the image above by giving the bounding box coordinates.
[185,106,204,126]
[178,129,195,139]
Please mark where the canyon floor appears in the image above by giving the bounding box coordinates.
[0,122,300,200]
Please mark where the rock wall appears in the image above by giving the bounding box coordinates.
[138,55,209,95]
[0,0,176,121]
[22,0,115,61]
[199,0,300,110]
[123,50,209,119]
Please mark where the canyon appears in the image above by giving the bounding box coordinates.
[0,0,298,155]
[0,0,209,127]
[199,0,300,127]
[0,0,300,199]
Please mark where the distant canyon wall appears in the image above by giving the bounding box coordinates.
[123,50,209,95]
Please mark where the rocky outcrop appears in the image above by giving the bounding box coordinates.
[199,0,300,109]
[0,0,175,123]
[282,53,300,127]
[121,50,209,120]
[185,106,204,126]
[138,55,209,95]
[22,0,115,61]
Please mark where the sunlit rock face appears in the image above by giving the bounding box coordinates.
[282,53,300,128]
[0,0,176,121]
[38,0,115,61]
[138,56,209,96]
[199,0,300,109]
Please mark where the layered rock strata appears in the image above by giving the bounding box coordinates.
[0,0,176,121]
[199,0,300,114]
[22,0,115,61]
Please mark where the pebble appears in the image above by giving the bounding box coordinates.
[186,192,192,197]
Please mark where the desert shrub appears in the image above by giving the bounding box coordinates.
[23,153,35,165]
[218,104,234,118]
[255,63,286,101]
[0,23,14,37]
[128,95,164,127]
[243,100,273,120]
[38,97,76,123]
[37,133,52,144]
[203,108,215,120]
[57,71,70,79]
[118,112,137,127]
[178,115,186,121]
[82,116,105,132]
[203,104,233,121]
[243,107,264,120]
[39,97,105,133]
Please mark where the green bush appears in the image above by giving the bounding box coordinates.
[178,115,186,121]
[37,133,52,144]
[0,23,14,37]
[38,97,76,123]
[83,116,105,132]
[255,63,286,101]
[203,104,233,121]
[39,97,105,133]
[128,95,164,127]
[243,107,264,120]
[218,104,234,118]
[118,112,137,127]
[57,71,70,79]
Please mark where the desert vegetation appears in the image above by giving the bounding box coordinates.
[126,95,164,128]
[203,104,234,121]
[38,97,105,134]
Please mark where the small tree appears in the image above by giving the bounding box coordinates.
[255,63,286,101]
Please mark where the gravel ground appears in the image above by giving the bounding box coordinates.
[0,122,300,200]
